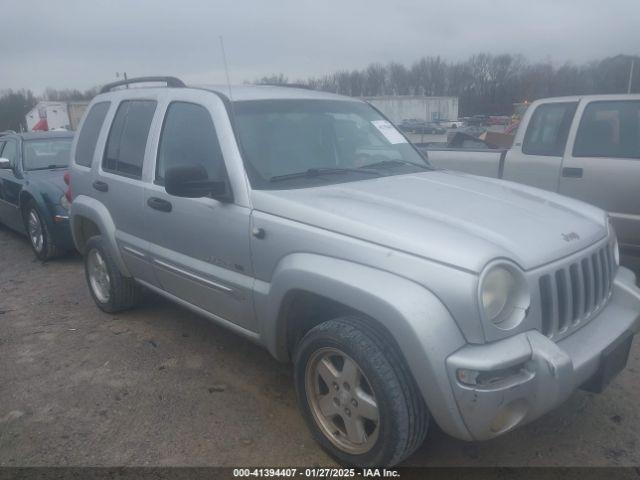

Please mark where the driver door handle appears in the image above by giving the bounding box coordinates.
[562,167,583,178]
[92,180,109,192]
[147,197,172,212]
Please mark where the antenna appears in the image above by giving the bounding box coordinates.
[219,36,233,99]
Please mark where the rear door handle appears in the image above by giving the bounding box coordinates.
[92,180,109,192]
[562,167,583,178]
[147,197,172,212]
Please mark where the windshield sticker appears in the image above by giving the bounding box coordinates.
[371,120,407,144]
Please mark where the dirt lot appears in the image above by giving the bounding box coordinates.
[0,224,639,467]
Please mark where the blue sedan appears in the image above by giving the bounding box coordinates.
[0,131,75,260]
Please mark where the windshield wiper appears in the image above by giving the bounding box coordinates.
[270,167,381,182]
[359,159,431,170]
[29,164,67,171]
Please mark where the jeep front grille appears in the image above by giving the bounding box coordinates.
[539,243,616,339]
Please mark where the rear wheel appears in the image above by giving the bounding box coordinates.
[294,315,428,466]
[24,200,63,261]
[84,235,140,313]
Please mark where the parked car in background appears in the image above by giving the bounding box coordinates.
[69,78,640,467]
[397,118,423,132]
[425,94,640,267]
[436,118,466,129]
[0,130,75,260]
[412,122,446,134]
[466,114,488,126]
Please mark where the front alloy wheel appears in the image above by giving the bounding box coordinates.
[294,315,429,466]
[305,348,380,454]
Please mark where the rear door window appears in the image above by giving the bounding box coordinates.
[573,100,640,159]
[522,102,577,156]
[103,100,157,178]
[155,102,225,185]
[75,102,110,167]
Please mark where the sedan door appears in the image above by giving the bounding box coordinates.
[559,99,640,254]
[0,139,25,231]
[144,96,256,333]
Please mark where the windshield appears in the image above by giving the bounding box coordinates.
[233,99,430,189]
[23,138,72,171]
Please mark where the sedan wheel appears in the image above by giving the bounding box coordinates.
[27,209,44,253]
[305,347,380,455]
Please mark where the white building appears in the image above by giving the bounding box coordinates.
[363,96,459,124]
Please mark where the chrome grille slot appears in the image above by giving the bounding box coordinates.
[555,269,570,332]
[539,243,616,339]
[569,263,582,324]
[592,253,602,306]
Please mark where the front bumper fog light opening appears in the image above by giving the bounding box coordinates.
[457,364,532,388]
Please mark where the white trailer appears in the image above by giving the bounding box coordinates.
[363,96,459,124]
[25,101,88,131]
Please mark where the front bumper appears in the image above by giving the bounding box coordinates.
[446,267,640,441]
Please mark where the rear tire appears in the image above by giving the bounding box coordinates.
[84,235,140,313]
[24,200,63,261]
[294,315,428,467]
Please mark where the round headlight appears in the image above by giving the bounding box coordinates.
[482,267,513,320]
[480,264,530,330]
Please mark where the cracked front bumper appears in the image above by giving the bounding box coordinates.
[446,267,640,441]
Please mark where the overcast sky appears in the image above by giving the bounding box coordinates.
[2,0,639,93]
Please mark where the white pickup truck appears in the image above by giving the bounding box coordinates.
[425,94,640,265]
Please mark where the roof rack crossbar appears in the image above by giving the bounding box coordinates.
[0,130,17,136]
[100,76,186,94]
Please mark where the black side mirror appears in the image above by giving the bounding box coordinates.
[0,158,11,169]
[164,164,232,202]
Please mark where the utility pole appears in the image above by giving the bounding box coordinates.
[628,58,635,94]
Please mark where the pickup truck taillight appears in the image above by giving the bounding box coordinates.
[63,171,72,202]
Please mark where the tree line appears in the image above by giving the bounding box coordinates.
[2,53,638,131]
[256,53,640,116]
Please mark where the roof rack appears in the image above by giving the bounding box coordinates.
[100,76,186,94]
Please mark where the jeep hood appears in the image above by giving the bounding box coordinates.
[251,171,607,272]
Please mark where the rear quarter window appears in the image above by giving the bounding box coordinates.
[75,102,110,167]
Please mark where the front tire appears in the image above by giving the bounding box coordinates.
[294,315,428,466]
[84,235,140,313]
[24,200,63,261]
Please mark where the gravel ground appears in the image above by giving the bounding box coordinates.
[0,224,639,467]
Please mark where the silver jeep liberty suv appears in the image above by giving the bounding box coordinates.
[69,77,640,466]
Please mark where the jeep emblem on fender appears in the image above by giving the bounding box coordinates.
[562,232,580,242]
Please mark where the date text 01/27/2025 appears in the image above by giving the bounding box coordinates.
[232,468,400,477]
